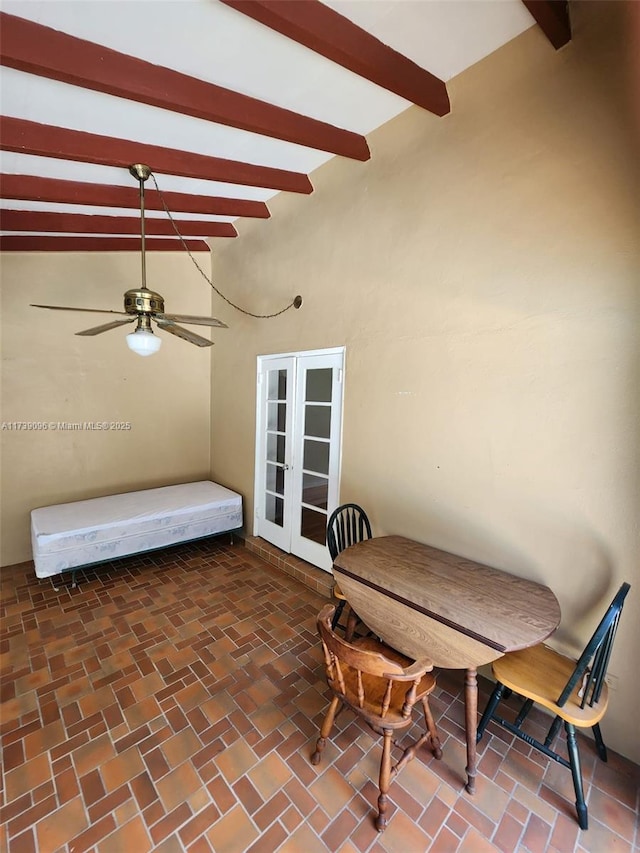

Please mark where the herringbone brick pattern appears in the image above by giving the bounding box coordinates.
[1,539,638,852]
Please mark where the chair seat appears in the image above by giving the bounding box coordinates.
[333,583,347,601]
[492,643,609,727]
[337,636,436,727]
[479,582,630,832]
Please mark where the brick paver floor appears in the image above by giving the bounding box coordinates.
[1,538,638,852]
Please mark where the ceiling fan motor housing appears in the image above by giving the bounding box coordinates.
[124,289,165,314]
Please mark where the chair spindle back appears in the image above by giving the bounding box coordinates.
[317,604,427,721]
[556,582,630,709]
[327,503,372,560]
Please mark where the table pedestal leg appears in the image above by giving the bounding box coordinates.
[464,667,478,794]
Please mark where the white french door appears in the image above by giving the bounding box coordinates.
[254,348,344,571]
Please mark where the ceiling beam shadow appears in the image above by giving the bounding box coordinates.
[220,0,450,117]
[0,12,370,162]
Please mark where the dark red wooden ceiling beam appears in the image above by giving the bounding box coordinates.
[522,1,571,49]
[0,236,210,252]
[0,174,270,218]
[1,117,313,194]
[0,209,237,237]
[0,12,369,161]
[219,0,450,117]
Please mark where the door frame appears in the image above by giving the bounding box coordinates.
[253,346,345,570]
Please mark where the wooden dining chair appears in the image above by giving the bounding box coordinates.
[311,603,442,832]
[476,582,630,830]
[327,503,372,632]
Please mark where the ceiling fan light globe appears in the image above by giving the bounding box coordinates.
[126,328,162,357]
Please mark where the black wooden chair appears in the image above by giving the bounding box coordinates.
[311,604,442,831]
[476,582,630,830]
[326,503,372,632]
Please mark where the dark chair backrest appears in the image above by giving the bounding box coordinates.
[326,503,372,561]
[557,582,630,709]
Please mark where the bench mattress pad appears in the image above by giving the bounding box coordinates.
[31,481,243,578]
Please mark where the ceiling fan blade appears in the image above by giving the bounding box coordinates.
[156,321,214,347]
[31,304,129,316]
[76,318,137,336]
[157,313,228,328]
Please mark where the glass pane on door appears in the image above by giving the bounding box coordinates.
[269,369,287,400]
[267,402,286,431]
[264,367,287,528]
[300,506,327,544]
[303,439,329,473]
[266,464,284,494]
[306,368,332,402]
[298,366,334,545]
[266,433,285,464]
[265,494,284,526]
[302,473,328,509]
[304,405,331,438]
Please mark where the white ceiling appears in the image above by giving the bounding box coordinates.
[0,0,550,242]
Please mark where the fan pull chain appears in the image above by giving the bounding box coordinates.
[149,173,302,319]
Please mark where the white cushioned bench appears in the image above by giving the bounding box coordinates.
[31,480,243,588]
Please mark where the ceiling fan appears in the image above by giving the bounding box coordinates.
[31,164,227,356]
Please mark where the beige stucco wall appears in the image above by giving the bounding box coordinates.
[210,4,640,761]
[0,252,215,566]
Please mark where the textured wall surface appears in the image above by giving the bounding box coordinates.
[1,252,215,566]
[209,3,640,761]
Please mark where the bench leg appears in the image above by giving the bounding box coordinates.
[49,570,79,592]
